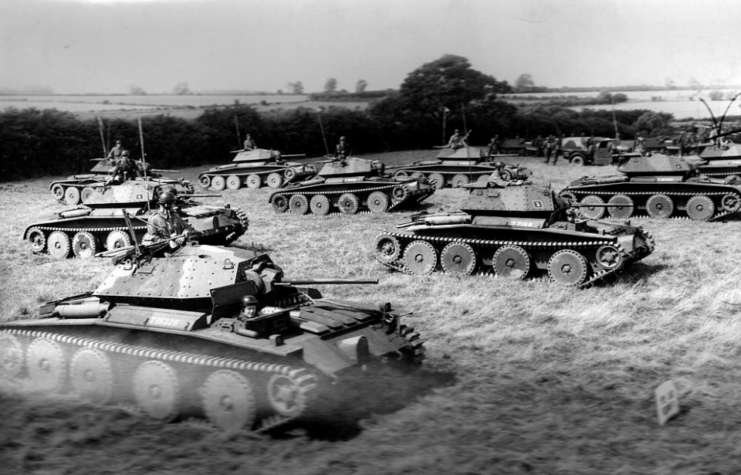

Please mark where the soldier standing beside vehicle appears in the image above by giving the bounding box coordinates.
[141,190,196,249]
[487,136,499,158]
[544,135,556,164]
[243,134,257,151]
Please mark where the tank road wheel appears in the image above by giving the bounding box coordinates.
[403,240,438,275]
[199,175,211,189]
[27,227,47,254]
[393,170,409,179]
[579,195,605,219]
[51,184,65,201]
[72,231,98,259]
[289,194,309,215]
[721,193,741,213]
[202,370,256,434]
[492,246,531,280]
[607,195,634,219]
[309,194,331,216]
[26,338,66,392]
[440,242,477,275]
[246,174,262,190]
[595,244,623,271]
[451,174,470,188]
[338,193,360,215]
[80,187,95,203]
[47,231,71,259]
[211,176,226,191]
[429,173,446,190]
[271,194,289,213]
[105,230,132,251]
[69,348,113,404]
[64,186,81,205]
[374,234,402,264]
[267,374,310,418]
[686,195,715,221]
[133,361,180,422]
[267,172,283,188]
[548,249,589,287]
[646,194,674,219]
[0,334,23,380]
[367,191,390,213]
[226,175,242,190]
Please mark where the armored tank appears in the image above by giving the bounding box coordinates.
[24,180,249,258]
[269,156,435,215]
[50,158,194,205]
[198,148,316,191]
[560,153,741,221]
[0,244,424,433]
[373,181,654,287]
[389,147,531,189]
[696,143,741,178]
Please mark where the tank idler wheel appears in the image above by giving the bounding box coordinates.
[403,240,438,275]
[51,184,65,201]
[338,193,360,215]
[199,175,211,189]
[202,370,256,434]
[579,195,605,219]
[226,175,242,190]
[392,185,410,202]
[686,195,715,221]
[267,172,283,188]
[0,334,24,380]
[47,231,71,259]
[393,170,409,179]
[267,373,311,418]
[429,173,446,189]
[595,244,623,271]
[451,174,469,188]
[548,249,589,287]
[271,194,289,213]
[80,187,95,203]
[133,360,180,422]
[607,195,634,219]
[289,194,309,215]
[106,230,132,251]
[646,194,674,219]
[64,186,81,205]
[27,227,47,254]
[69,348,114,404]
[374,234,402,264]
[440,242,477,275]
[26,338,66,392]
[492,245,531,280]
[246,174,262,189]
[721,193,741,213]
[211,176,226,191]
[72,231,98,259]
[367,191,389,213]
[309,194,331,216]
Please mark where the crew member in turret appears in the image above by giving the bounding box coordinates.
[141,190,196,249]
[448,129,468,149]
[335,136,352,163]
[243,134,257,151]
[107,140,124,161]
[110,150,141,182]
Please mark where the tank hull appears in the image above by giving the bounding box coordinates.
[198,162,316,191]
[389,163,531,189]
[50,175,194,206]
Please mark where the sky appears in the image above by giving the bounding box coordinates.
[2,0,741,94]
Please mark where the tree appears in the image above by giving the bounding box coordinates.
[635,111,674,136]
[355,79,368,93]
[287,81,304,94]
[128,84,146,95]
[514,74,535,93]
[665,77,676,90]
[324,78,337,94]
[613,93,628,103]
[173,82,190,95]
[689,77,703,92]
[709,90,724,101]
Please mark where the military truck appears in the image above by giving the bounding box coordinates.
[561,137,626,166]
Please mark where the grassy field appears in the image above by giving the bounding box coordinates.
[2,151,741,474]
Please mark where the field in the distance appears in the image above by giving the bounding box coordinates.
[1,152,741,474]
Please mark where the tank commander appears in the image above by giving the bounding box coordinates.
[487,166,524,187]
[109,150,141,183]
[107,140,124,161]
[634,137,648,156]
[243,134,257,151]
[141,190,197,250]
[447,129,468,149]
[335,136,352,163]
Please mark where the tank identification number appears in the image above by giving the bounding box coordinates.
[509,220,538,227]
[149,316,181,327]
[656,177,676,182]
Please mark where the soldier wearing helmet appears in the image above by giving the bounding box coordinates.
[335,136,352,163]
[107,140,124,161]
[110,150,141,182]
[141,189,195,249]
[243,134,257,151]
[447,129,468,150]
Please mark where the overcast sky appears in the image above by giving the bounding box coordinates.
[2,0,741,94]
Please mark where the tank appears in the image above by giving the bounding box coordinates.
[373,181,655,287]
[560,153,741,221]
[24,180,249,258]
[50,158,194,205]
[696,143,741,178]
[0,244,424,433]
[268,156,435,215]
[388,147,531,189]
[198,148,316,191]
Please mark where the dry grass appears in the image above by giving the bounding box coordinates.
[2,151,741,474]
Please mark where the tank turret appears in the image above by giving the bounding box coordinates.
[0,244,424,433]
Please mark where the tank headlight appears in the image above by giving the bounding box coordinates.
[337,336,369,363]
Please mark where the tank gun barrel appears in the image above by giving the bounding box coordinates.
[90,158,109,161]
[275,278,379,286]
[149,168,180,173]
[178,193,222,199]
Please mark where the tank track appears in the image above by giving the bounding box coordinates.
[374,229,655,288]
[1,328,317,433]
[271,183,434,214]
[566,189,741,221]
